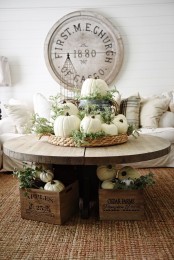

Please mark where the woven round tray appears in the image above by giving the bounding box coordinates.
[47,134,128,147]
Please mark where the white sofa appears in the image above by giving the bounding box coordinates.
[118,91,174,168]
[0,92,174,171]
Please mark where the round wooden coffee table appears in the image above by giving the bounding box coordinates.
[3,134,171,218]
[3,134,171,165]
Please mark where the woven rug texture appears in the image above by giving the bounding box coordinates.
[0,168,174,260]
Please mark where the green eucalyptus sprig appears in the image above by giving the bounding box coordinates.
[49,94,69,121]
[100,107,115,124]
[31,114,54,136]
[80,91,113,101]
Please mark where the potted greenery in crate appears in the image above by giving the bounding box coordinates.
[97,165,155,220]
[13,163,65,193]
[13,163,79,225]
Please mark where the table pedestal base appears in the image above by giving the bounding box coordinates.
[77,165,98,219]
[54,165,98,219]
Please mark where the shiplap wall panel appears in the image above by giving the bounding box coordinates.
[1,0,172,8]
[0,0,174,104]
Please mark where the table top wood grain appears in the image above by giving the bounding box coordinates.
[3,134,171,166]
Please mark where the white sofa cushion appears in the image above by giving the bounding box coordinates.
[159,111,174,128]
[0,133,23,145]
[140,97,170,128]
[139,127,174,144]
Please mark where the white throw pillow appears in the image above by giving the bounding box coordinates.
[140,97,170,128]
[3,103,32,134]
[33,93,51,120]
[159,111,174,127]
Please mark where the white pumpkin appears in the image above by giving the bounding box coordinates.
[121,179,134,186]
[81,78,109,97]
[97,165,116,181]
[101,179,115,189]
[54,113,81,137]
[44,180,65,192]
[101,123,118,136]
[39,170,54,183]
[113,114,129,134]
[58,100,79,116]
[80,115,102,134]
[95,113,102,122]
[35,170,42,179]
[117,166,140,180]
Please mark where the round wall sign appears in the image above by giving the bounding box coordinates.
[44,10,124,90]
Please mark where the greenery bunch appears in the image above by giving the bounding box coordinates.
[72,129,106,147]
[113,173,155,190]
[13,163,38,189]
[31,114,54,136]
[80,90,114,101]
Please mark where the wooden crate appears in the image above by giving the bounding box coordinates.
[99,189,144,220]
[19,181,79,225]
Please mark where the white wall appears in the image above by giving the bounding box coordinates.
[0,0,174,106]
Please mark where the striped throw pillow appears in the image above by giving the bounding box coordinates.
[119,95,141,128]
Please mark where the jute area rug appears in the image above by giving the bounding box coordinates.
[0,168,174,260]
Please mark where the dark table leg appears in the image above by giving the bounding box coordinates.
[77,165,98,219]
[53,164,98,219]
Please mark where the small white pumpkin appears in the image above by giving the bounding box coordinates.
[101,179,115,189]
[101,123,118,136]
[121,179,134,186]
[44,180,65,192]
[97,165,116,181]
[35,170,42,179]
[80,115,102,134]
[58,100,79,116]
[81,78,109,97]
[113,114,129,134]
[95,113,102,122]
[54,113,81,137]
[39,170,54,183]
[117,166,140,180]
